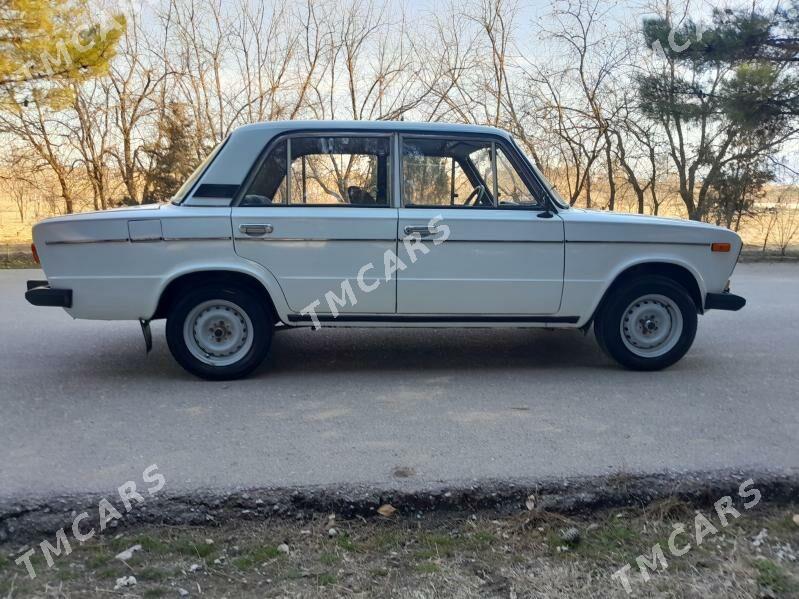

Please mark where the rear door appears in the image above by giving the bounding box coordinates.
[396,134,564,315]
[231,133,398,316]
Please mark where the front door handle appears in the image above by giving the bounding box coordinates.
[239,223,273,236]
[403,225,434,237]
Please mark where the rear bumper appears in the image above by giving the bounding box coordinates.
[705,292,746,311]
[25,280,72,308]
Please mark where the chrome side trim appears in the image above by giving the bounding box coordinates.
[235,237,561,243]
[423,239,561,244]
[161,236,232,242]
[45,238,128,246]
[565,240,710,246]
[235,237,394,242]
[46,236,232,245]
[47,237,706,246]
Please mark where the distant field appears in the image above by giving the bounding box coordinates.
[2,194,797,255]
[0,204,32,244]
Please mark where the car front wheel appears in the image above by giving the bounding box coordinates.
[166,285,273,380]
[594,275,698,371]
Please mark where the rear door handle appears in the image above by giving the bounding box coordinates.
[403,225,434,237]
[239,223,273,236]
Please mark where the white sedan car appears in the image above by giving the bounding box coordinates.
[26,121,745,379]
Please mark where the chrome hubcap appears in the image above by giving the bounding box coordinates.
[183,300,254,367]
[620,294,683,358]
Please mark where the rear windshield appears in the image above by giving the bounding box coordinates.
[171,137,228,204]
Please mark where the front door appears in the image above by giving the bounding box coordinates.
[232,133,398,316]
[396,135,564,315]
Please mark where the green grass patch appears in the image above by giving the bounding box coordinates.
[414,562,441,574]
[761,511,799,536]
[233,545,283,570]
[172,537,216,558]
[754,558,798,595]
[84,551,112,569]
[317,572,337,586]
[564,520,644,563]
[319,552,340,565]
[467,531,497,549]
[336,534,359,552]
[107,534,171,555]
[417,532,458,557]
[282,567,305,580]
[53,567,79,581]
[96,564,125,579]
[360,528,409,553]
[137,566,172,581]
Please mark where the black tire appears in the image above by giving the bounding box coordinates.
[593,315,609,357]
[166,284,273,380]
[593,275,698,371]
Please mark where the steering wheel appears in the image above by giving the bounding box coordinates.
[462,185,484,206]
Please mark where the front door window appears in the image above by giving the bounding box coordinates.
[401,136,544,209]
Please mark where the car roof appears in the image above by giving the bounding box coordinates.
[233,120,512,139]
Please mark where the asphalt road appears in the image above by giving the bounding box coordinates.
[1,264,797,500]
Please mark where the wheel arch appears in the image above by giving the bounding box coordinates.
[586,260,705,328]
[151,267,285,323]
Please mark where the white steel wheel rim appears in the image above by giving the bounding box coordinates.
[619,294,683,358]
[183,300,254,367]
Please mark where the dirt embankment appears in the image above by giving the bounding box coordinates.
[1,471,798,597]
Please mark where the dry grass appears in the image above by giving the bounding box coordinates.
[1,502,796,598]
[3,194,797,255]
[0,246,37,269]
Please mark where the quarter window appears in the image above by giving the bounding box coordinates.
[241,136,390,207]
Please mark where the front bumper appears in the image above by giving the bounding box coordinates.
[25,280,72,308]
[705,292,746,311]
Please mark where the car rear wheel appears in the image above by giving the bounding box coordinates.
[594,275,698,371]
[166,285,273,380]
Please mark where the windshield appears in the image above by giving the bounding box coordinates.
[171,137,228,204]
[511,140,569,209]
[547,181,570,209]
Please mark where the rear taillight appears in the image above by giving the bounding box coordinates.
[31,243,40,264]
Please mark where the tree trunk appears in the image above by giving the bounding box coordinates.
[635,189,645,214]
[57,174,73,213]
[585,173,592,209]
[123,136,138,203]
[603,135,616,211]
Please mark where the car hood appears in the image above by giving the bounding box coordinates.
[561,208,741,245]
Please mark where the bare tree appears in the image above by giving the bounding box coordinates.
[0,100,77,213]
[771,193,799,255]
[69,81,114,210]
[107,14,168,204]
